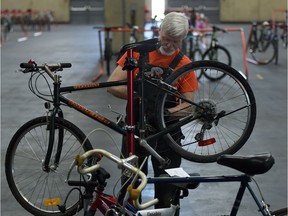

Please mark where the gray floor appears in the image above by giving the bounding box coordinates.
[1,24,287,215]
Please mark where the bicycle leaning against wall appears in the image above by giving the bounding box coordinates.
[5,40,256,215]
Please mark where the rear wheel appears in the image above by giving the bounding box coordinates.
[155,60,256,163]
[5,116,93,216]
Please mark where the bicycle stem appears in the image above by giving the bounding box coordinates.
[139,139,168,167]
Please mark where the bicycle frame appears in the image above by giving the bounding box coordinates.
[146,175,272,216]
[82,176,256,216]
[42,50,200,171]
[69,149,277,216]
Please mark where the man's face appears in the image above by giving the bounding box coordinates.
[159,31,182,56]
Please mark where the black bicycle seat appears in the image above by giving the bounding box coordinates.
[217,153,275,175]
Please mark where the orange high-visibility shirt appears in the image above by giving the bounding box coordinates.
[117,48,198,92]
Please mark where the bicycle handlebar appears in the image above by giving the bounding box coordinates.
[67,149,158,210]
[19,61,72,81]
[20,62,72,70]
[212,25,227,33]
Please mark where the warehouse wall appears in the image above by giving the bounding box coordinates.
[1,0,70,23]
[104,0,145,52]
[220,0,287,22]
[166,0,220,23]
[1,0,287,23]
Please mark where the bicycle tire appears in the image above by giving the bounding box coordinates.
[189,48,203,80]
[202,45,232,81]
[155,60,256,163]
[271,208,288,216]
[5,116,93,216]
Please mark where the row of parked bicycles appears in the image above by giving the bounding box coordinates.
[186,20,287,67]
[1,9,54,43]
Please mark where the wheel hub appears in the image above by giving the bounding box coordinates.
[195,99,217,123]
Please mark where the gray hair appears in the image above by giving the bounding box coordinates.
[160,12,189,39]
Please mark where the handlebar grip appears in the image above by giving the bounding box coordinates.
[20,63,35,68]
[127,185,141,200]
[130,170,159,209]
[59,63,72,68]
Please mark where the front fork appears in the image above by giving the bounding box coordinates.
[43,75,64,172]
[42,107,64,172]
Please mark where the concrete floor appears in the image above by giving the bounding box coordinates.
[1,24,287,215]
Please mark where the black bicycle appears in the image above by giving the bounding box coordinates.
[5,42,256,215]
[247,21,280,65]
[201,26,232,81]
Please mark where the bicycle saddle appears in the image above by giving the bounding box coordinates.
[119,38,160,55]
[217,153,275,175]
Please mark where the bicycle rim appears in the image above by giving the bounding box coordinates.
[155,60,256,163]
[5,116,93,216]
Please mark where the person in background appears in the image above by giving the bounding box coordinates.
[107,12,198,214]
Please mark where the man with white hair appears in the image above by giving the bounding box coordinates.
[107,12,198,213]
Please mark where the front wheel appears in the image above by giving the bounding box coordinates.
[271,208,288,216]
[155,60,256,163]
[5,116,93,216]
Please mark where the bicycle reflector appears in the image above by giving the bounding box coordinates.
[198,138,216,146]
[43,198,61,206]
